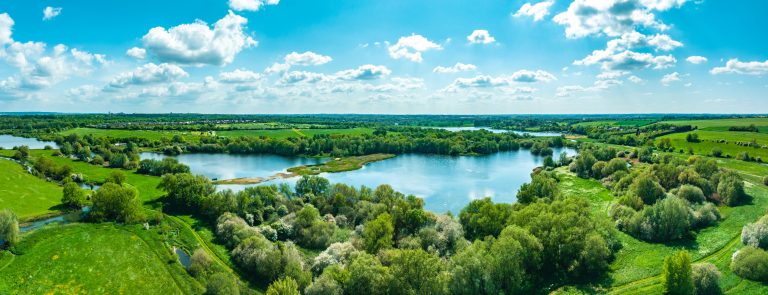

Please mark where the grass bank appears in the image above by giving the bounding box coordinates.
[287,153,395,175]
[0,158,63,220]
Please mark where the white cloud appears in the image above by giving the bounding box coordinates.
[711,59,768,75]
[686,56,707,64]
[628,75,643,83]
[661,72,681,85]
[556,79,623,97]
[553,0,689,39]
[109,63,189,88]
[514,1,555,21]
[141,11,256,66]
[466,30,496,44]
[510,69,556,82]
[219,69,262,83]
[265,62,291,74]
[0,13,14,45]
[229,0,280,11]
[433,63,477,74]
[449,75,510,89]
[278,71,328,84]
[67,85,100,99]
[70,48,107,66]
[43,7,62,21]
[388,34,442,62]
[335,64,392,81]
[126,47,147,60]
[576,50,676,71]
[284,51,332,66]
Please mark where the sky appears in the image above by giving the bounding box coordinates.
[0,0,766,114]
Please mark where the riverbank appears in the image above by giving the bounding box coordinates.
[214,172,297,185]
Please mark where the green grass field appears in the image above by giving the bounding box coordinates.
[0,223,201,294]
[556,156,768,294]
[218,128,374,139]
[60,128,205,142]
[658,118,768,132]
[572,119,657,127]
[0,159,63,220]
[287,153,395,175]
[657,130,768,159]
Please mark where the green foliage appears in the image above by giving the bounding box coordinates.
[266,277,300,295]
[731,246,768,282]
[62,181,88,208]
[626,196,693,242]
[711,147,723,157]
[691,263,722,295]
[362,213,394,254]
[205,272,240,295]
[631,174,666,205]
[296,175,331,196]
[717,171,748,206]
[104,170,126,185]
[0,209,20,247]
[159,173,216,211]
[516,173,560,204]
[571,151,598,178]
[661,250,693,295]
[459,198,513,240]
[741,216,768,249]
[602,158,629,177]
[90,183,144,223]
[137,158,190,176]
[346,253,392,295]
[388,249,448,295]
[295,205,337,249]
[676,184,705,204]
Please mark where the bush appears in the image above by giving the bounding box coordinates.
[90,183,144,223]
[731,246,768,282]
[0,209,20,247]
[205,272,239,295]
[717,171,748,206]
[763,176,768,186]
[626,196,692,242]
[711,147,723,158]
[516,174,560,204]
[661,251,693,295]
[602,158,628,178]
[631,174,666,205]
[742,216,768,249]
[676,185,705,204]
[692,203,720,229]
[692,263,721,295]
[362,213,394,254]
[62,182,88,208]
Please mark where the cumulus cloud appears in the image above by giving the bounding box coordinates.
[67,84,100,99]
[219,69,262,83]
[229,0,280,11]
[388,34,442,62]
[467,30,496,44]
[711,59,768,75]
[43,7,62,21]
[556,79,623,97]
[628,75,643,83]
[141,11,256,66]
[108,63,188,88]
[450,75,510,88]
[433,63,477,74]
[284,51,332,66]
[70,48,107,66]
[278,71,328,84]
[514,1,554,21]
[686,56,707,64]
[661,72,681,85]
[510,69,556,82]
[126,47,147,60]
[576,50,676,71]
[0,13,13,45]
[335,64,391,80]
[553,0,689,39]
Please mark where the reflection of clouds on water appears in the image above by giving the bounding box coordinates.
[0,135,58,149]
[160,148,577,214]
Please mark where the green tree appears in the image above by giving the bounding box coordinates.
[691,263,722,295]
[296,176,330,196]
[516,173,560,204]
[0,209,20,247]
[90,183,144,223]
[388,249,448,295]
[731,246,768,282]
[62,182,88,208]
[104,170,126,185]
[266,276,300,295]
[205,272,239,295]
[718,171,747,206]
[159,173,216,211]
[458,198,513,240]
[662,251,694,295]
[631,174,666,205]
[346,253,392,295]
[362,213,394,254]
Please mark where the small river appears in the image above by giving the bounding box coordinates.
[0,135,57,150]
[143,147,575,214]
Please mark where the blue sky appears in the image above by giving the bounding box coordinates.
[0,0,766,114]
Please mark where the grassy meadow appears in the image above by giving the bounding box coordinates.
[655,117,768,160]
[218,127,374,139]
[0,159,63,220]
[0,223,201,294]
[60,127,206,142]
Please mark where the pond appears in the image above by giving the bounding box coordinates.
[148,148,575,214]
[174,247,192,269]
[0,135,57,150]
[433,127,563,137]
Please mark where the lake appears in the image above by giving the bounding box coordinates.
[434,127,563,137]
[145,148,575,214]
[0,135,57,149]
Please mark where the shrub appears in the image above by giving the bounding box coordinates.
[90,183,144,223]
[692,263,721,295]
[742,216,768,249]
[626,196,692,242]
[692,203,720,229]
[266,277,300,295]
[763,176,768,186]
[676,185,705,204]
[62,182,88,208]
[362,213,394,254]
[717,171,748,206]
[731,246,768,282]
[205,272,239,295]
[661,251,693,295]
[516,174,560,204]
[0,209,20,247]
[631,174,666,205]
[711,147,723,158]
[602,158,628,178]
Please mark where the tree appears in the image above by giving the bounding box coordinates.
[388,249,448,295]
[362,213,394,254]
[189,248,214,278]
[346,253,392,295]
[661,251,694,295]
[676,185,705,204]
[104,171,126,185]
[205,272,239,295]
[742,216,768,249]
[718,171,748,206]
[266,277,300,295]
[459,198,513,240]
[159,173,215,211]
[731,246,768,282]
[627,196,692,242]
[90,183,144,223]
[62,182,88,208]
[516,174,560,204]
[691,263,722,295]
[542,156,556,168]
[0,209,20,247]
[296,176,330,196]
[631,174,666,205]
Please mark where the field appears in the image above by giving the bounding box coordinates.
[60,128,205,142]
[572,119,657,127]
[218,127,374,139]
[0,223,200,294]
[658,118,768,132]
[555,155,768,294]
[0,159,63,220]
[656,122,768,160]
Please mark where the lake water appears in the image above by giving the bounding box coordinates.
[0,135,57,149]
[434,127,563,137]
[146,148,575,214]
[140,153,325,180]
